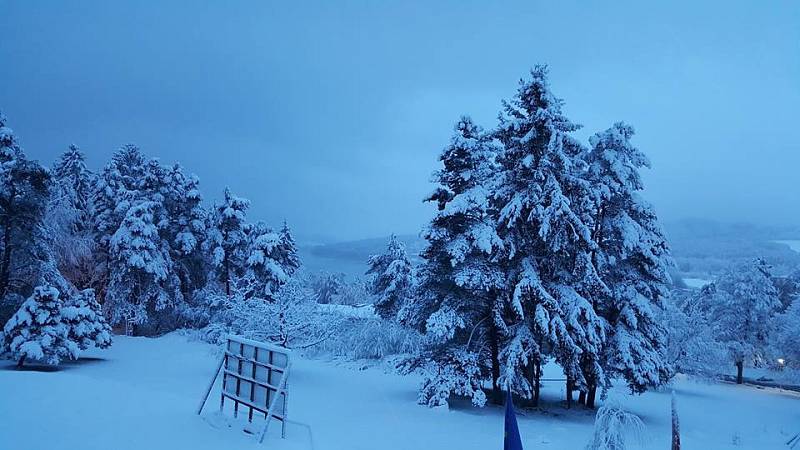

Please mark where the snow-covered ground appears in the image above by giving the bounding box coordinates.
[682,277,712,289]
[1,334,798,450]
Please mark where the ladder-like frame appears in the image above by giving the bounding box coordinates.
[197,336,291,444]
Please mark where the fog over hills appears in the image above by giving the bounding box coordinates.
[303,219,800,281]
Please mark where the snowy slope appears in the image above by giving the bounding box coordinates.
[1,334,798,450]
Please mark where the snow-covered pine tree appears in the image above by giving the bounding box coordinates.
[0,114,53,307]
[244,222,287,301]
[206,188,250,297]
[161,164,207,297]
[492,66,605,406]
[91,145,149,301]
[408,116,504,407]
[661,286,727,378]
[584,122,672,401]
[62,288,112,350]
[106,201,179,333]
[712,258,781,383]
[312,272,343,304]
[47,144,96,289]
[51,145,93,222]
[1,285,78,367]
[365,234,414,321]
[92,145,194,332]
[276,220,301,278]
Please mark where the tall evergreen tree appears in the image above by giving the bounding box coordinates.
[0,115,53,306]
[585,123,672,402]
[407,117,504,407]
[51,144,93,217]
[492,66,605,406]
[366,234,414,321]
[206,188,250,296]
[91,144,149,300]
[47,144,96,289]
[276,220,301,278]
[244,222,287,301]
[161,164,207,297]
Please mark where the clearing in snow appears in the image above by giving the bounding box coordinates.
[0,334,798,450]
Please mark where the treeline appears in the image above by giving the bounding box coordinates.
[665,258,800,383]
[0,115,300,337]
[366,66,673,408]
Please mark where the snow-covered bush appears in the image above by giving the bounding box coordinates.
[207,278,339,350]
[61,289,112,351]
[312,316,422,360]
[585,400,646,450]
[1,286,78,367]
[774,299,800,370]
[200,275,419,361]
[662,287,727,378]
[415,348,486,408]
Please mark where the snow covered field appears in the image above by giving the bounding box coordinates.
[1,334,798,450]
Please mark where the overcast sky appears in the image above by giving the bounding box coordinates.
[1,1,798,242]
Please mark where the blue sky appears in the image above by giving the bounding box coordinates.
[1,1,798,241]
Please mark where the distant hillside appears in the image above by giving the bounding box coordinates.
[301,234,425,277]
[301,219,800,280]
[665,219,800,278]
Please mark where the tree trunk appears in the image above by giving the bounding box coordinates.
[16,355,26,369]
[532,359,541,407]
[489,320,501,404]
[736,361,744,384]
[566,378,573,409]
[224,252,231,297]
[0,211,13,299]
[586,385,597,409]
[578,390,586,405]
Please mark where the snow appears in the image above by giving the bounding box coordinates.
[18,341,44,360]
[1,333,799,450]
[316,303,377,319]
[683,277,711,289]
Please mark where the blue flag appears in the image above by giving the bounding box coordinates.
[504,389,524,450]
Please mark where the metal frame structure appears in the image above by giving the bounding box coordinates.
[197,335,291,444]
